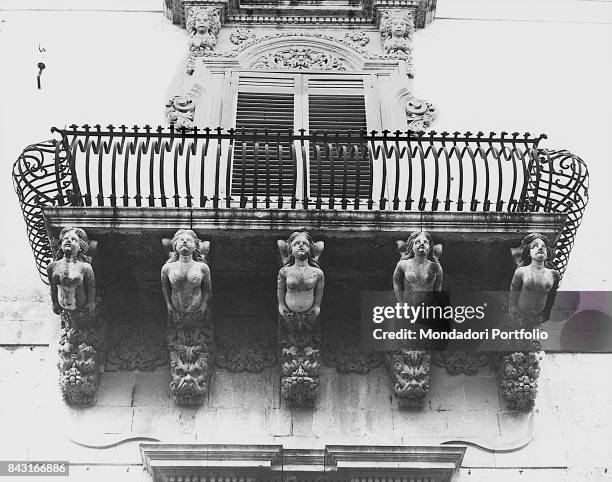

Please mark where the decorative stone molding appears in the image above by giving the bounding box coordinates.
[165,95,196,129]
[277,232,325,406]
[186,6,221,74]
[390,349,431,408]
[140,444,465,482]
[216,314,276,373]
[405,95,437,129]
[230,27,256,45]
[214,32,389,62]
[253,48,348,71]
[432,351,489,375]
[344,30,370,47]
[43,207,567,237]
[165,0,436,27]
[321,318,383,374]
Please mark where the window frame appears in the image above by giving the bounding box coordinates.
[224,69,382,205]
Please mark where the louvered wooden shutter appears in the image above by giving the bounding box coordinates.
[231,76,295,200]
[308,79,371,201]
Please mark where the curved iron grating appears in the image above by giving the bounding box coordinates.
[12,139,75,283]
[12,126,589,284]
[529,149,589,277]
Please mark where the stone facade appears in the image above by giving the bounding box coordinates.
[1,1,609,482]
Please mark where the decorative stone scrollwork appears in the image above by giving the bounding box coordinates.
[432,351,489,376]
[215,32,386,62]
[390,349,431,409]
[165,95,195,129]
[253,48,348,71]
[379,10,415,77]
[230,28,256,45]
[186,6,221,74]
[277,232,325,406]
[321,318,383,374]
[344,31,369,47]
[161,230,214,406]
[405,96,437,130]
[497,351,541,410]
[48,227,104,405]
[215,319,276,373]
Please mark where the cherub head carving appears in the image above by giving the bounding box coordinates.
[187,7,221,38]
[397,231,442,262]
[380,10,414,52]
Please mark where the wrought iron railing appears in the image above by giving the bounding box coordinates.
[13,126,588,282]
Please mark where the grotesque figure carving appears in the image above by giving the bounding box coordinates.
[379,10,414,58]
[169,345,211,405]
[47,227,102,405]
[391,349,431,408]
[280,345,320,406]
[186,7,221,74]
[161,229,213,406]
[497,233,559,410]
[277,231,324,406]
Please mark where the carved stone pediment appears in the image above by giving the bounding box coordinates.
[141,444,466,482]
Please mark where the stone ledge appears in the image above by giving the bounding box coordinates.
[43,207,566,238]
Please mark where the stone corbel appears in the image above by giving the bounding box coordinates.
[277,233,324,407]
[49,228,105,406]
[389,349,431,408]
[161,232,214,406]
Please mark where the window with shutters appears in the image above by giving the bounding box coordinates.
[230,72,373,204]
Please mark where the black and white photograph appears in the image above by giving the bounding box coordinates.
[0,0,610,480]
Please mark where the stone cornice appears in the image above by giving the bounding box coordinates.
[42,207,566,239]
[140,444,465,482]
[167,0,435,28]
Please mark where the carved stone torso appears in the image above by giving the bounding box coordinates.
[49,259,91,311]
[515,265,558,317]
[190,32,216,51]
[397,258,440,305]
[282,264,322,313]
[166,260,209,313]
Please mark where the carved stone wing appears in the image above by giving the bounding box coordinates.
[313,241,324,263]
[510,246,522,266]
[432,243,443,261]
[161,238,173,258]
[277,240,290,265]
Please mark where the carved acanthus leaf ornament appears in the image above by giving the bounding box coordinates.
[253,48,347,71]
